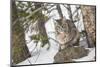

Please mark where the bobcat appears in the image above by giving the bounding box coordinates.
[55,18,80,51]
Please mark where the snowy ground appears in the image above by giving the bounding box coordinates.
[18,18,59,65]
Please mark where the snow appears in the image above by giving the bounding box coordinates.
[79,37,88,48]
[18,18,59,65]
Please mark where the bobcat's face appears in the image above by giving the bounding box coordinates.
[55,19,70,45]
[55,19,69,35]
[55,19,80,50]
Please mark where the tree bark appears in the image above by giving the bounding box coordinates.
[12,0,31,64]
[81,6,96,48]
[56,4,63,19]
[34,3,49,48]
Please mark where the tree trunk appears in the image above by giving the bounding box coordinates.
[12,0,31,64]
[35,3,49,48]
[81,6,96,48]
[37,18,49,47]
[67,5,73,22]
[56,4,63,19]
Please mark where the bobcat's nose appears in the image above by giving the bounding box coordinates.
[58,31,63,34]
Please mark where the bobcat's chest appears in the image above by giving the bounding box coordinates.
[56,32,70,44]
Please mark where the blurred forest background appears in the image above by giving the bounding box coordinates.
[11,0,96,65]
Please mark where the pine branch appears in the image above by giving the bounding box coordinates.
[12,5,47,26]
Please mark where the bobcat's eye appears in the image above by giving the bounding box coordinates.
[62,26,64,29]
